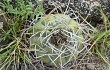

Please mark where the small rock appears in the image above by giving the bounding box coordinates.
[86,64,95,70]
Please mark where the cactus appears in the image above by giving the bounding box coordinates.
[29,14,92,67]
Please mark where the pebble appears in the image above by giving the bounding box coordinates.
[86,64,95,70]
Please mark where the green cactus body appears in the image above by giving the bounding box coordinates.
[29,14,83,66]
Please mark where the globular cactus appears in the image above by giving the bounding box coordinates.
[29,14,92,67]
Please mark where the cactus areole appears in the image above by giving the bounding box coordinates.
[30,14,84,67]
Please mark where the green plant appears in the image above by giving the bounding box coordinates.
[91,9,110,70]
[0,0,44,69]
[29,14,94,68]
